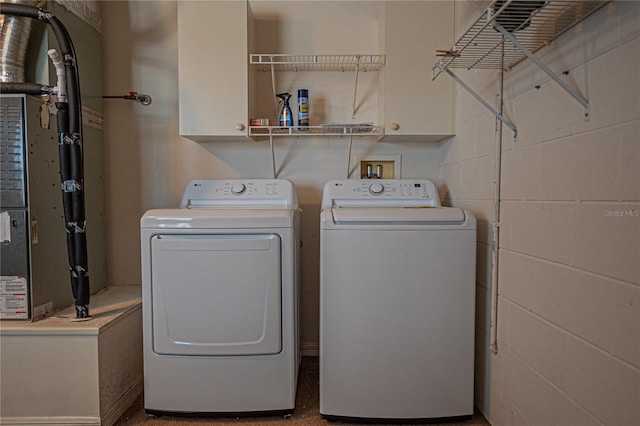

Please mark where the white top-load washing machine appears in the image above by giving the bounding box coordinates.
[141,179,300,416]
[320,179,476,422]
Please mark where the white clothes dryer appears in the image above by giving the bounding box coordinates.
[141,179,300,416]
[320,179,476,422]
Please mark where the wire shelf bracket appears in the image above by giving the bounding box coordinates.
[432,0,610,136]
[437,63,517,136]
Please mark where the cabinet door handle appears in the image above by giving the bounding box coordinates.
[236,123,245,131]
[389,122,400,131]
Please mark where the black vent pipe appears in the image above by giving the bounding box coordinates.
[0,2,90,319]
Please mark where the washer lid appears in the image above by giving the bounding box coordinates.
[332,207,466,224]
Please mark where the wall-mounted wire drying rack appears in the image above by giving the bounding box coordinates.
[432,0,610,136]
[250,54,385,119]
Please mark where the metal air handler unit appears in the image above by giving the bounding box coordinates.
[0,94,105,320]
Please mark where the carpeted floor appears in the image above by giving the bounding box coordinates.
[114,357,490,426]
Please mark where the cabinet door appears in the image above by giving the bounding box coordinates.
[382,1,454,141]
[178,1,251,141]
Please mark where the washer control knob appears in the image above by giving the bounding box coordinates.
[369,183,384,195]
[231,183,246,195]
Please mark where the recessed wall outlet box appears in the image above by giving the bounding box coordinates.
[353,154,401,179]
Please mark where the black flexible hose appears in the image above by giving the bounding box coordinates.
[48,16,75,59]
[0,82,53,95]
[0,3,40,19]
[1,3,90,319]
[57,104,76,294]
[49,10,89,316]
[65,61,81,133]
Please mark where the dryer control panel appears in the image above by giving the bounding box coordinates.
[321,179,441,209]
[181,179,298,208]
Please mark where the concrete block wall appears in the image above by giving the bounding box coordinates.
[439,68,501,418]
[55,0,102,32]
[441,2,639,425]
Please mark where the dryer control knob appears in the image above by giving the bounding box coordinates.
[369,183,384,195]
[231,183,247,195]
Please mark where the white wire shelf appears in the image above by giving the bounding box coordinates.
[434,0,610,74]
[250,54,385,72]
[249,124,384,138]
[432,0,610,136]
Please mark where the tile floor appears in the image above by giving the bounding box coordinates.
[115,357,490,426]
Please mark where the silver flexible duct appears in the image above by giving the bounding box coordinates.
[0,0,38,82]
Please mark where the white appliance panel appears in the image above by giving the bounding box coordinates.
[151,234,281,356]
[320,228,476,419]
[181,179,297,208]
[319,178,476,421]
[141,179,299,414]
[141,208,296,229]
[321,179,441,209]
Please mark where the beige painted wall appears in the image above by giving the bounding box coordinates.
[100,0,444,351]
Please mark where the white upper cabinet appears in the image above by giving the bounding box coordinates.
[178,1,253,141]
[380,1,455,141]
[178,1,454,142]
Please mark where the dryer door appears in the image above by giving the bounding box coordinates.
[150,234,282,356]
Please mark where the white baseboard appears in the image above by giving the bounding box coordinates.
[0,417,100,426]
[101,375,143,426]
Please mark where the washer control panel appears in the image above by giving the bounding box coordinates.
[181,179,297,208]
[321,179,441,208]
